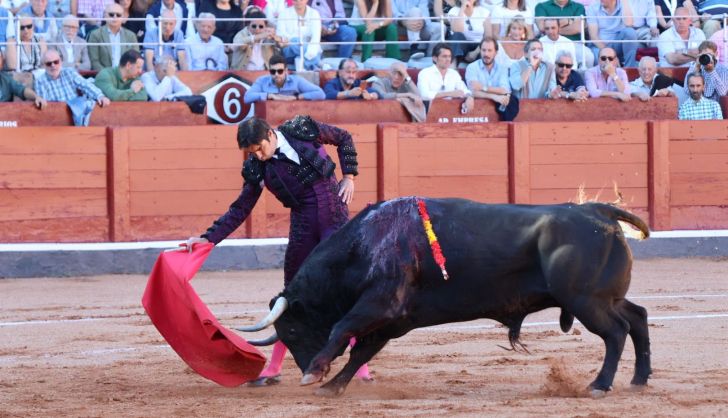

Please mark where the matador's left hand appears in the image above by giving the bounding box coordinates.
[338,177,355,205]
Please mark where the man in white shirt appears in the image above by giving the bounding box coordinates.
[417,43,474,113]
[539,18,578,67]
[141,55,193,101]
[657,7,706,67]
[183,12,227,71]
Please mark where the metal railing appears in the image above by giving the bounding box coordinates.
[2,13,727,71]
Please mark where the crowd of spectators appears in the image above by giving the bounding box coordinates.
[0,0,725,120]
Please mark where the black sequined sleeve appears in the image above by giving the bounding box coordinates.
[316,122,359,177]
[201,179,263,245]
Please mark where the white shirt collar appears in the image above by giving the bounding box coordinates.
[273,130,300,165]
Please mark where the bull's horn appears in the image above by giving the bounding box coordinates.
[246,332,279,346]
[236,297,288,332]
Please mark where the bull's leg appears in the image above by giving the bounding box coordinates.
[315,338,389,397]
[301,295,396,390]
[616,299,652,386]
[569,302,630,395]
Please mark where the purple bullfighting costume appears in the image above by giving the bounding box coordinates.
[201,115,359,285]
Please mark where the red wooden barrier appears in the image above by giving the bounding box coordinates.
[667,120,728,230]
[254,100,412,126]
[110,126,240,242]
[426,97,678,123]
[0,102,207,126]
[3,119,728,243]
[0,128,109,242]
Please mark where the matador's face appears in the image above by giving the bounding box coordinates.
[246,130,278,161]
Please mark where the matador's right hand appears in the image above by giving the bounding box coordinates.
[185,237,209,253]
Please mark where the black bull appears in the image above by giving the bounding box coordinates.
[241,197,652,396]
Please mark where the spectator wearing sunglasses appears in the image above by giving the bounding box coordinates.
[548,50,587,101]
[34,49,110,105]
[49,14,91,71]
[244,54,324,103]
[19,0,58,41]
[231,10,283,70]
[5,14,47,71]
[584,46,631,101]
[88,3,140,70]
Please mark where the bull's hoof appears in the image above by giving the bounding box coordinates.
[314,385,346,397]
[300,373,323,386]
[589,388,608,399]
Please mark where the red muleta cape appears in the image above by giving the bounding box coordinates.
[141,243,266,387]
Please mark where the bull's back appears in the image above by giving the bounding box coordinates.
[396,199,635,328]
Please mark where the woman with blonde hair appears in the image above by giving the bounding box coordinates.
[490,0,533,40]
[496,16,526,65]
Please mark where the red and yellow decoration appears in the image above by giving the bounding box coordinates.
[416,198,449,280]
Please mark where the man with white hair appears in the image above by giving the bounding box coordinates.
[629,56,676,101]
[50,14,91,71]
[141,55,192,101]
[183,12,227,71]
[548,50,589,101]
[142,9,186,71]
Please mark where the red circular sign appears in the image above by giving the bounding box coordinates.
[212,82,251,124]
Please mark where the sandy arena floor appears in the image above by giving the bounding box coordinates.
[1,258,727,417]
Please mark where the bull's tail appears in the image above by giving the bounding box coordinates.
[593,204,650,240]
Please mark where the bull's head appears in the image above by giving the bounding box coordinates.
[237,295,335,382]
